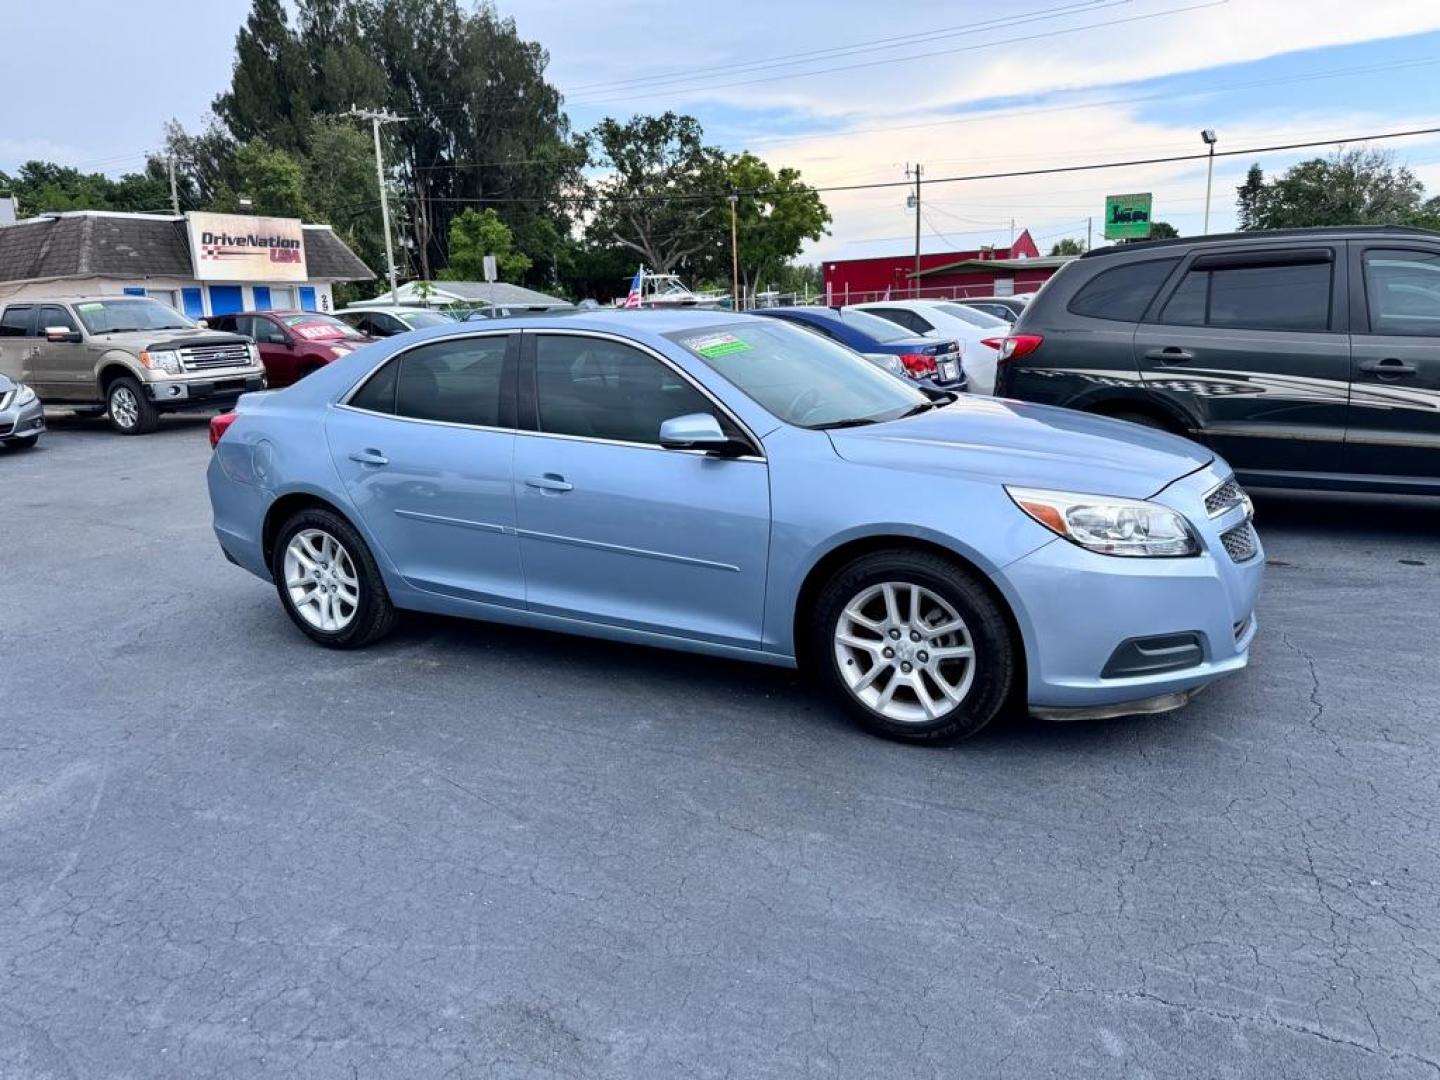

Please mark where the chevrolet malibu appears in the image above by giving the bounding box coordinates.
[207,310,1263,743]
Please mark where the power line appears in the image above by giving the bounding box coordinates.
[564,1,1226,108]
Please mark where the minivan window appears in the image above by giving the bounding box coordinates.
[1363,249,1440,336]
[1162,260,1332,332]
[1067,258,1179,321]
[0,305,35,337]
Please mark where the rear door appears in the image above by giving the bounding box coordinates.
[0,305,38,388]
[1133,246,1349,476]
[1345,242,1440,484]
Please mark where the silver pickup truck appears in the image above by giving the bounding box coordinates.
[0,295,266,434]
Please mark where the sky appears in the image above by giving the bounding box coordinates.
[4,0,1440,266]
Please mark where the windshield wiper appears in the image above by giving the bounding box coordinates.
[810,416,881,430]
[893,400,938,420]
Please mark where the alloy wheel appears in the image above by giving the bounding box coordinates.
[833,581,976,723]
[110,386,139,429]
[283,528,360,632]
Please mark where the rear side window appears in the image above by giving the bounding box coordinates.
[349,356,399,414]
[1067,258,1179,321]
[1162,260,1332,332]
[0,305,34,337]
[396,336,508,427]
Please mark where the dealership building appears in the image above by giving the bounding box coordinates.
[0,210,373,317]
[822,229,1074,303]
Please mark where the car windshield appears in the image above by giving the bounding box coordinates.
[401,311,455,329]
[835,308,913,343]
[280,313,366,340]
[666,319,928,429]
[938,303,1010,328]
[72,298,194,334]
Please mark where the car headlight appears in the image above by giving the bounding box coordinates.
[1006,486,1199,557]
[139,349,183,375]
[247,343,261,365]
[13,383,37,407]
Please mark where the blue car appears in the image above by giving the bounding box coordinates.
[207,310,1263,743]
[752,306,966,392]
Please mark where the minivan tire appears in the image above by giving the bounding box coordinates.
[107,376,159,435]
[812,550,1015,744]
[271,507,398,649]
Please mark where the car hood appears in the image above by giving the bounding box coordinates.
[827,396,1213,499]
[89,329,251,350]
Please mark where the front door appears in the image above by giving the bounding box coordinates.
[32,304,89,402]
[1345,243,1440,484]
[326,332,525,607]
[513,330,771,647]
[0,304,39,390]
[247,315,302,386]
[1133,245,1350,478]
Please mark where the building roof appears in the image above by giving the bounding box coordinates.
[0,211,373,285]
[911,254,1076,278]
[391,279,570,308]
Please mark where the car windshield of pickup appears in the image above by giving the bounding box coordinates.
[73,298,194,334]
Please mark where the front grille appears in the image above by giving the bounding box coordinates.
[0,390,11,411]
[0,420,13,437]
[181,343,252,371]
[1220,521,1258,562]
[1205,476,1245,517]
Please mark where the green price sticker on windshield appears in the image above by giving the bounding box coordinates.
[685,333,751,359]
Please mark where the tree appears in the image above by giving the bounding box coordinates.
[212,141,310,218]
[213,0,314,152]
[0,161,170,215]
[1117,221,1179,245]
[723,152,830,298]
[1049,238,1086,255]
[586,112,729,276]
[1235,149,1430,230]
[303,118,385,273]
[439,208,531,282]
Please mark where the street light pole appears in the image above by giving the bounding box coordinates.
[348,106,406,304]
[906,163,923,299]
[727,187,740,312]
[1201,129,1218,235]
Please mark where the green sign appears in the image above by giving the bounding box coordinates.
[1104,193,1153,240]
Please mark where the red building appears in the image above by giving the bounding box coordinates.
[822,229,1073,304]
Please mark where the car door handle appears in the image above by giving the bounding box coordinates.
[1358,357,1417,378]
[348,448,389,466]
[1145,347,1194,364]
[524,473,573,493]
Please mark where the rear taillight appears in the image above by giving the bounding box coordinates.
[995,334,1044,363]
[897,353,938,377]
[209,411,238,449]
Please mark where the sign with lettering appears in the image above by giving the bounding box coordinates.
[186,212,309,282]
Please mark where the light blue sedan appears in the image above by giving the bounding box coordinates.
[207,310,1263,743]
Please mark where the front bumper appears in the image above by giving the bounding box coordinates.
[146,373,266,411]
[994,463,1264,713]
[0,397,46,442]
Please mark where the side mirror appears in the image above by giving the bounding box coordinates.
[45,326,82,343]
[659,412,741,454]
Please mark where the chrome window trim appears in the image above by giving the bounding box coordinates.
[524,327,767,461]
[337,329,516,430]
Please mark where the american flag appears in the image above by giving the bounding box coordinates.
[624,266,644,309]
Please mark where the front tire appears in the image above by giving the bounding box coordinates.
[271,508,397,649]
[812,551,1015,744]
[107,377,159,435]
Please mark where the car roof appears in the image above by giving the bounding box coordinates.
[1081,224,1440,259]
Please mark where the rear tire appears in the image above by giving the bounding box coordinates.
[271,507,397,649]
[107,377,159,435]
[811,550,1015,744]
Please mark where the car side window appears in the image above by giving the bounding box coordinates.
[395,335,508,427]
[39,305,79,334]
[349,356,399,414]
[1162,258,1332,332]
[0,305,34,337]
[377,314,404,335]
[1363,248,1440,336]
[252,318,288,345]
[869,307,918,333]
[534,335,713,445]
[1067,258,1180,321]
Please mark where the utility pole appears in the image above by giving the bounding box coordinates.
[347,106,406,304]
[1087,216,1093,250]
[906,163,922,299]
[1009,217,1015,248]
[167,155,180,216]
[727,186,740,311]
[1201,129,1218,235]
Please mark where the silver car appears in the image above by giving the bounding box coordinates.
[0,373,44,449]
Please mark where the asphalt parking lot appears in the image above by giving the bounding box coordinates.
[3,414,1439,1079]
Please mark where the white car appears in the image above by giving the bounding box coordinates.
[337,305,457,338]
[851,300,1010,395]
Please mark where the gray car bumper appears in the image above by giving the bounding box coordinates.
[0,397,45,442]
